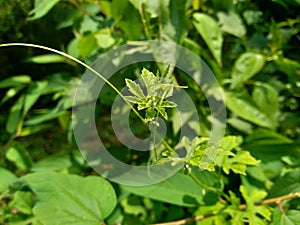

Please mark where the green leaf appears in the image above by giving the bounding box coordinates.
[221,151,259,175]
[19,124,52,137]
[23,81,48,117]
[94,29,115,49]
[25,54,66,64]
[160,100,177,108]
[120,172,205,207]
[10,191,34,215]
[125,78,145,98]
[252,83,279,128]
[111,0,143,40]
[230,52,265,89]
[141,68,158,96]
[6,94,25,133]
[6,141,32,171]
[217,11,246,38]
[21,172,117,224]
[160,0,188,43]
[244,129,299,162]
[145,107,156,121]
[0,167,17,193]
[31,153,72,172]
[0,75,31,89]
[193,13,223,66]
[221,135,243,151]
[225,92,273,128]
[280,210,300,225]
[267,169,300,198]
[77,33,97,58]
[28,0,61,21]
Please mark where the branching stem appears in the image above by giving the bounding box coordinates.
[150,192,300,225]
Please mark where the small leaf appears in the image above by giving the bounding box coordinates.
[6,141,32,171]
[23,81,48,117]
[94,29,115,49]
[125,96,140,104]
[145,108,156,121]
[77,33,97,58]
[141,68,158,96]
[221,151,259,175]
[156,107,168,120]
[193,13,223,66]
[0,167,17,193]
[25,54,66,64]
[252,83,279,128]
[125,78,145,98]
[160,100,177,108]
[6,94,25,133]
[230,52,265,89]
[28,0,61,20]
[217,11,246,38]
[221,136,243,151]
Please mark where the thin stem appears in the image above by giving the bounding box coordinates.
[0,43,146,124]
[140,3,152,39]
[184,165,226,199]
[150,191,300,225]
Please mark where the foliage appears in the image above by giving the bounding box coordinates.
[0,0,300,224]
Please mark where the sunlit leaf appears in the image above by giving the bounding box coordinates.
[193,13,223,66]
[25,54,66,64]
[218,11,246,38]
[125,78,145,98]
[230,52,265,89]
[28,0,61,20]
[225,92,273,128]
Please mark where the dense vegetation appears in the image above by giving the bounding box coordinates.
[0,0,300,224]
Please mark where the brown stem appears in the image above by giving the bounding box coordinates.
[150,192,300,225]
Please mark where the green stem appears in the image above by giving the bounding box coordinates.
[0,43,146,124]
[184,165,229,201]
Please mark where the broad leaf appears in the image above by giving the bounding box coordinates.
[230,52,265,89]
[21,172,117,225]
[28,0,61,20]
[121,172,205,207]
[193,13,223,66]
